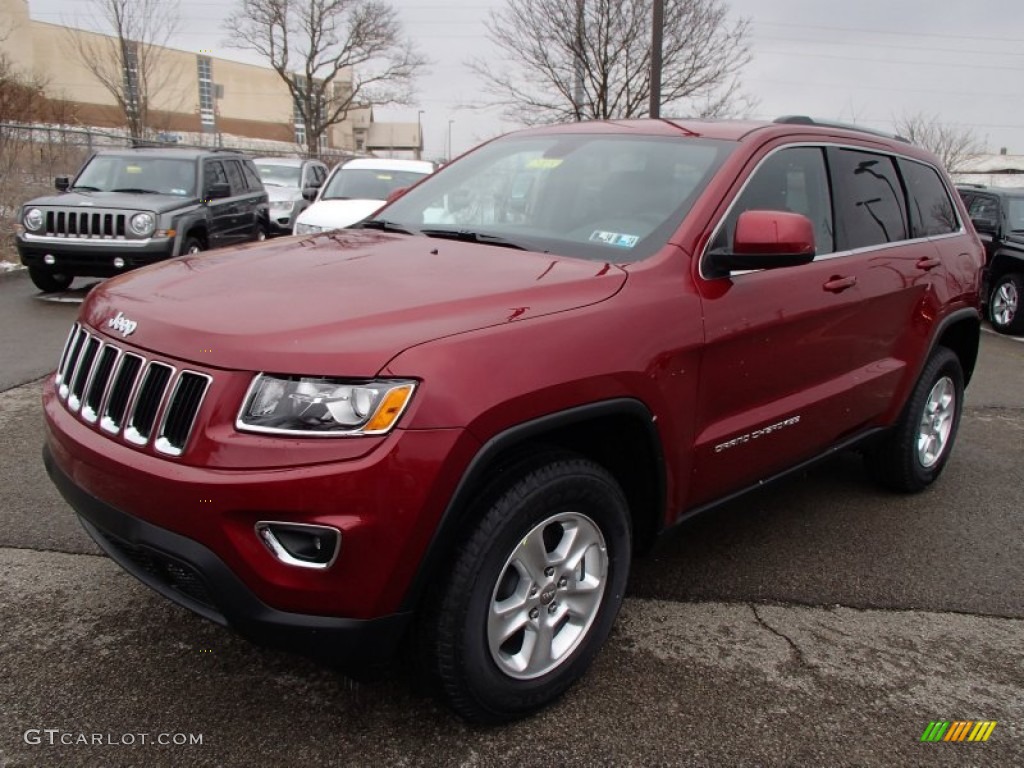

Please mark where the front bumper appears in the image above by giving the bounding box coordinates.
[16,234,176,276]
[44,444,410,664]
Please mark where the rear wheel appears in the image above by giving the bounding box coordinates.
[989,273,1023,335]
[425,454,631,724]
[866,347,964,492]
[28,267,73,293]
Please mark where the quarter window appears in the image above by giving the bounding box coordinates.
[899,160,958,236]
[831,149,907,249]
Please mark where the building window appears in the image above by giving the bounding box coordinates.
[197,56,216,131]
[293,75,308,145]
[123,41,140,118]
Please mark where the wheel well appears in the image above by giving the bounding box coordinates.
[185,227,207,247]
[988,254,1024,285]
[936,316,980,386]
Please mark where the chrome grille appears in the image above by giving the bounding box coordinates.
[55,323,211,457]
[43,209,128,239]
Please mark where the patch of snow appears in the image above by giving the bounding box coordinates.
[0,260,25,273]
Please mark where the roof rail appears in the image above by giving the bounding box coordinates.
[773,115,910,144]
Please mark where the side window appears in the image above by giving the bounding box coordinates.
[831,149,907,250]
[967,196,999,225]
[204,160,228,192]
[899,159,958,237]
[712,146,834,256]
[224,160,245,195]
[241,161,263,192]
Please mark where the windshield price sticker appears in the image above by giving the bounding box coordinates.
[590,230,639,248]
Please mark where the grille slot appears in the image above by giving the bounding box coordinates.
[68,336,101,411]
[156,373,211,456]
[125,363,174,445]
[101,354,144,433]
[53,323,210,456]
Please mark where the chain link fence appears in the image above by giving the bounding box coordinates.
[0,122,354,262]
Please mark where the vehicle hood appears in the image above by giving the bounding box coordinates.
[24,191,194,213]
[82,230,628,375]
[297,199,384,229]
[265,186,302,203]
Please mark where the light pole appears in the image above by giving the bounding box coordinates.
[417,110,424,160]
[447,119,455,162]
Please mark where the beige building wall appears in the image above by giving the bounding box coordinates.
[1,0,34,72]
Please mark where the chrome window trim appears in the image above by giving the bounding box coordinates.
[154,371,213,456]
[698,141,966,281]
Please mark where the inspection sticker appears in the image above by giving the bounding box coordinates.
[589,230,639,248]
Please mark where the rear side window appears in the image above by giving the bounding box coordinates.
[899,160,958,236]
[831,149,907,250]
[224,160,246,195]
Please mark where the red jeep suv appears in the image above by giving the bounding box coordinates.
[43,117,984,723]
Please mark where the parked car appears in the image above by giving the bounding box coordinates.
[956,184,1024,334]
[43,117,983,724]
[292,157,434,234]
[253,157,328,235]
[16,148,269,292]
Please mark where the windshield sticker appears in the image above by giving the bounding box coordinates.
[590,230,639,248]
[376,174,393,180]
[125,165,142,173]
[526,158,563,169]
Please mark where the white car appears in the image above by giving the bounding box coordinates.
[292,158,435,235]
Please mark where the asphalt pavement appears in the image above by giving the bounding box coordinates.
[0,268,1022,766]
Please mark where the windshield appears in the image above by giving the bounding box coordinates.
[322,168,430,201]
[378,134,733,262]
[74,155,197,196]
[255,162,302,187]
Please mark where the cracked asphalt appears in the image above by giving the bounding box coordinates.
[1,270,1022,766]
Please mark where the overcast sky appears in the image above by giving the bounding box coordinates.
[30,0,1024,159]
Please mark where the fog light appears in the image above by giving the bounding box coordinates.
[255,521,341,569]
[113,257,126,269]
[44,254,56,265]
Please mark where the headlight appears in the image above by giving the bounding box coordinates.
[295,222,330,235]
[24,208,43,231]
[237,374,416,436]
[270,200,294,212]
[130,212,156,236]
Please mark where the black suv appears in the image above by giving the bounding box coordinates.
[957,185,1024,334]
[16,148,270,292]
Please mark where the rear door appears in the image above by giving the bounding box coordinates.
[202,160,235,248]
[223,159,256,242]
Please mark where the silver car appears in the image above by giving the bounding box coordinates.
[254,157,328,235]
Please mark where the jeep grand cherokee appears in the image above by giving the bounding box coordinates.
[42,117,984,723]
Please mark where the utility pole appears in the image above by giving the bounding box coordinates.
[447,119,454,162]
[574,0,585,120]
[649,0,664,119]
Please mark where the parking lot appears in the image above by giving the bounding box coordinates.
[1,268,1022,766]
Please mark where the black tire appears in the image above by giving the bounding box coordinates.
[28,267,73,293]
[988,273,1024,335]
[865,347,964,493]
[426,453,632,724]
[182,236,204,255]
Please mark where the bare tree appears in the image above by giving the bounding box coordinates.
[470,0,752,125]
[893,112,985,173]
[66,0,182,139]
[225,0,426,157]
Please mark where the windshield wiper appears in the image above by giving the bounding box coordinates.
[70,185,101,192]
[112,187,159,194]
[361,218,419,235]
[420,228,543,252]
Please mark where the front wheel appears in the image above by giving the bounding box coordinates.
[28,267,73,293]
[865,347,964,492]
[989,273,1023,335]
[427,454,632,724]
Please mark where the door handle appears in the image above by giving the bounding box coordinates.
[916,257,941,270]
[823,275,857,293]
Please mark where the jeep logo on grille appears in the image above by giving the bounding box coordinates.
[107,311,138,337]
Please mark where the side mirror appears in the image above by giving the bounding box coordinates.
[970,216,998,235]
[55,176,70,191]
[706,210,816,278]
[385,186,409,204]
[207,181,231,200]
[301,186,319,201]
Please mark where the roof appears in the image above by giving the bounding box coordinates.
[340,158,435,173]
[253,157,308,167]
[95,147,246,159]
